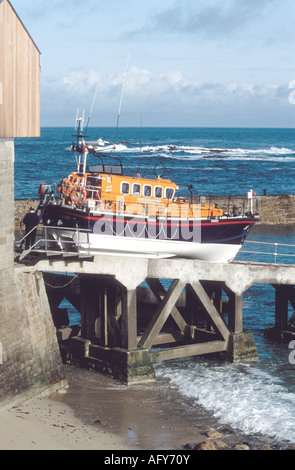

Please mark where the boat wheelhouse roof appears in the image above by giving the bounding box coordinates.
[87,164,123,175]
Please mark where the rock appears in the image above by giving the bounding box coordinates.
[234,444,250,450]
[206,430,223,439]
[214,439,228,449]
[195,440,217,451]
[183,443,195,450]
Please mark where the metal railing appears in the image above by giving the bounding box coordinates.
[15,225,92,261]
[239,239,295,264]
[15,226,295,266]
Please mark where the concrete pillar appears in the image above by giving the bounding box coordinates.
[0,139,15,269]
[121,287,138,350]
[228,292,244,334]
[274,285,289,331]
[80,275,101,341]
[228,332,258,362]
[0,140,66,410]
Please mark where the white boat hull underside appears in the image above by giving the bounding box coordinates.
[49,229,242,262]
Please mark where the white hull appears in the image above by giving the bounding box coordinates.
[79,233,241,262]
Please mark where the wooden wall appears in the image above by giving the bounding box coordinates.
[0,0,40,138]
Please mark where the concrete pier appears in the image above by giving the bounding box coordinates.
[26,254,295,384]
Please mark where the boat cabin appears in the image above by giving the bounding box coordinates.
[57,166,223,220]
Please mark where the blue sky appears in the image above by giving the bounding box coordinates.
[11,0,295,127]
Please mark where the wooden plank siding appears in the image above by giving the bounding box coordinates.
[0,0,40,138]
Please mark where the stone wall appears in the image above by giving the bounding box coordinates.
[196,194,295,225]
[255,195,295,225]
[0,141,66,411]
[0,268,66,409]
[15,199,39,234]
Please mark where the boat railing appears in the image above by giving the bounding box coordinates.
[84,184,102,204]
[181,194,259,218]
[14,225,42,252]
[239,239,295,264]
[15,225,92,262]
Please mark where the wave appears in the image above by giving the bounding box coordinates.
[119,144,295,162]
[67,136,295,161]
[155,361,295,444]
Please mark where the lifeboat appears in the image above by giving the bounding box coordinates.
[39,120,259,262]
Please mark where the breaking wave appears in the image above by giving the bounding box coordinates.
[155,360,295,444]
[120,144,295,162]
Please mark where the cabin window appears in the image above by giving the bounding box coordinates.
[154,186,163,199]
[132,183,141,196]
[86,176,102,199]
[165,187,174,200]
[143,185,152,197]
[121,182,130,195]
[86,176,101,187]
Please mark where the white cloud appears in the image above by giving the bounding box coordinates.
[40,67,291,127]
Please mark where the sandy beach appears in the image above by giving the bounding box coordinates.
[0,366,203,451]
[1,364,292,451]
[0,391,131,451]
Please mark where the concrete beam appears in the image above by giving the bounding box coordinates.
[35,256,295,295]
[146,278,187,332]
[188,281,230,341]
[138,279,185,350]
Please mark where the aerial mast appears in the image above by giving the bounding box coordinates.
[114,54,130,146]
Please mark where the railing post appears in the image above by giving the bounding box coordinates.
[44,226,47,254]
[274,243,278,264]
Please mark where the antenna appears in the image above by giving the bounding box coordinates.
[138,115,143,176]
[85,71,103,135]
[114,54,130,145]
[80,109,85,134]
[75,108,80,130]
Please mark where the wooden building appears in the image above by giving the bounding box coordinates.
[0,0,41,138]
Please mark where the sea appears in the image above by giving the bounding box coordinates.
[14,127,295,448]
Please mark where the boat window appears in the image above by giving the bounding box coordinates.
[165,187,174,200]
[154,186,163,199]
[121,182,130,195]
[143,185,152,197]
[86,176,101,187]
[132,183,141,196]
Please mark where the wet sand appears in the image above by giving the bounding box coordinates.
[0,365,293,451]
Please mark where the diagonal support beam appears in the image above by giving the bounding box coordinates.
[146,278,187,332]
[190,281,231,342]
[138,279,185,350]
